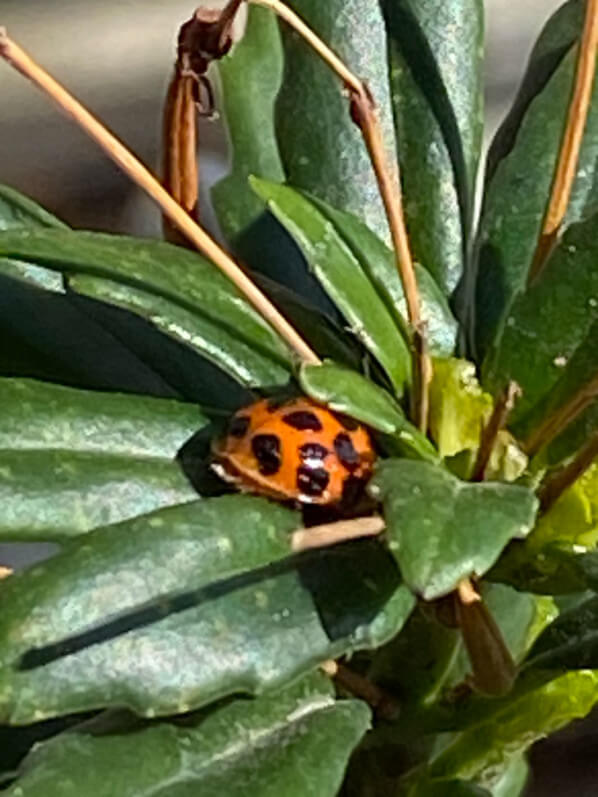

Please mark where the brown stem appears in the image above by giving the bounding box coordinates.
[0,29,319,366]
[524,374,598,456]
[529,0,598,283]
[250,0,429,430]
[472,381,521,482]
[290,515,385,553]
[455,587,517,696]
[538,430,598,513]
[162,68,199,245]
[321,660,400,719]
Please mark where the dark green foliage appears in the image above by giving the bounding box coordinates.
[2,2,598,795]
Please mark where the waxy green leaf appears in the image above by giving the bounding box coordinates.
[251,178,411,395]
[308,196,458,356]
[0,496,414,723]
[484,216,598,436]
[369,459,538,599]
[300,361,439,462]
[0,379,204,541]
[5,674,369,797]
[0,229,293,388]
[213,6,285,242]
[0,378,204,458]
[275,0,397,244]
[382,0,484,295]
[0,184,66,292]
[525,592,598,671]
[475,2,598,357]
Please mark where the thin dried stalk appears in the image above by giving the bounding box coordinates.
[0,29,319,366]
[472,381,521,481]
[529,0,598,281]
[538,431,598,512]
[250,0,430,429]
[524,373,598,456]
[291,515,385,553]
[162,68,199,244]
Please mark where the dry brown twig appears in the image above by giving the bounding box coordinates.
[539,431,598,513]
[472,381,521,482]
[251,0,431,431]
[529,0,598,281]
[0,27,319,366]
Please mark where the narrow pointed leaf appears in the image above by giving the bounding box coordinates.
[0,229,293,386]
[308,195,458,356]
[0,450,197,541]
[251,178,411,394]
[382,0,484,294]
[300,361,439,462]
[70,274,290,388]
[0,379,205,541]
[475,3,598,356]
[0,185,66,291]
[0,185,66,231]
[6,675,369,797]
[525,592,598,671]
[0,496,414,723]
[213,6,285,242]
[0,378,205,458]
[369,459,538,599]
[484,216,598,434]
[275,0,397,244]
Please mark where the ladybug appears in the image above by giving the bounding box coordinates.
[211,397,376,504]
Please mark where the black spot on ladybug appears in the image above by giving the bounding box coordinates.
[299,442,329,463]
[297,465,330,497]
[334,432,360,471]
[282,410,323,431]
[228,415,250,438]
[331,411,359,431]
[251,434,282,476]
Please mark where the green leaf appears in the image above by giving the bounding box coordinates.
[474,3,598,357]
[382,0,484,294]
[6,674,369,797]
[0,185,66,292]
[0,229,293,388]
[0,378,205,458]
[0,450,197,542]
[213,6,285,241]
[299,361,439,462]
[0,379,204,540]
[429,358,492,458]
[484,216,598,434]
[69,274,290,389]
[0,185,66,231]
[525,592,598,671]
[0,496,414,723]
[307,195,458,356]
[428,671,598,782]
[369,460,538,599]
[489,754,529,797]
[250,178,411,394]
[275,0,397,244]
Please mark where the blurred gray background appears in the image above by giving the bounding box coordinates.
[1,0,563,234]
[1,3,592,796]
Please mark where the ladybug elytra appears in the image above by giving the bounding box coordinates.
[211,397,376,505]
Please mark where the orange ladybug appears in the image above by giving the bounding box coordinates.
[211,397,376,504]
